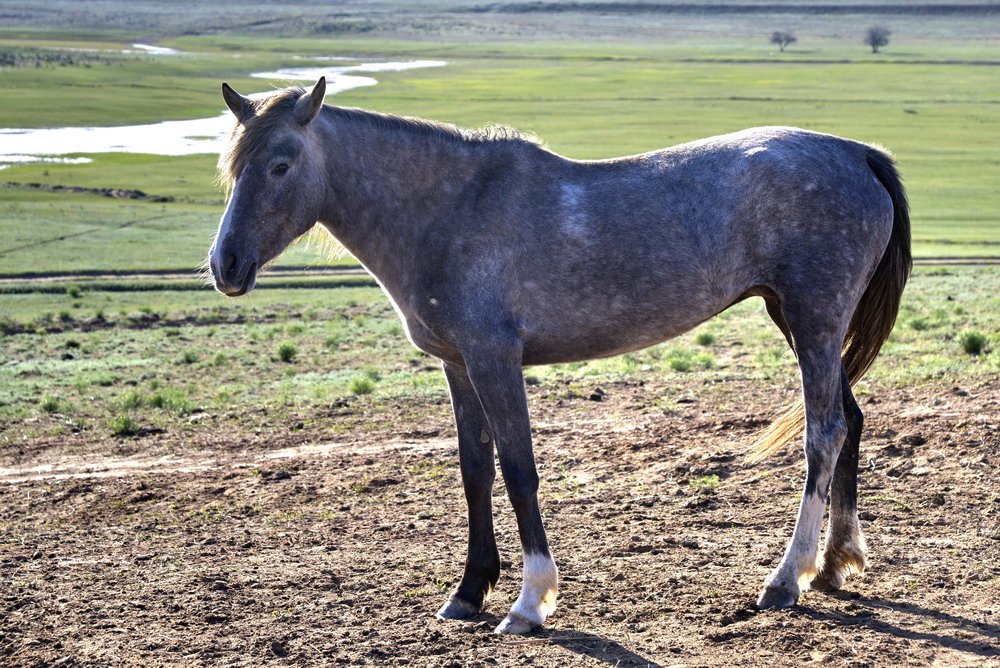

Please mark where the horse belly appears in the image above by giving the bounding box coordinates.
[518,283,735,366]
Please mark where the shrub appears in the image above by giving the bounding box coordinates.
[66,285,81,298]
[959,331,987,355]
[179,350,199,364]
[277,342,298,363]
[109,415,140,437]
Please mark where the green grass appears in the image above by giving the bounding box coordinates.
[109,414,141,437]
[3,265,994,431]
[276,341,298,363]
[1,30,998,274]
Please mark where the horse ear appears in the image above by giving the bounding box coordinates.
[222,83,254,124]
[295,76,327,125]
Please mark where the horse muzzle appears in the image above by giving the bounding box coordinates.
[211,252,258,297]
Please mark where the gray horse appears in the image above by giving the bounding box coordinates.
[208,77,910,634]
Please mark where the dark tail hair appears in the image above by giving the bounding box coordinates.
[748,147,912,462]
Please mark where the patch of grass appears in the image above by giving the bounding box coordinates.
[277,341,298,363]
[689,474,720,490]
[666,349,715,373]
[350,376,375,395]
[958,331,987,355]
[668,354,693,372]
[149,388,193,416]
[179,350,199,365]
[39,395,61,413]
[694,331,716,346]
[116,389,145,410]
[109,414,140,437]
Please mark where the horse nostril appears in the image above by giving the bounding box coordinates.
[223,253,237,275]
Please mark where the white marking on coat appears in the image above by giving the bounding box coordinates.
[508,551,558,625]
[560,183,589,239]
[744,146,767,157]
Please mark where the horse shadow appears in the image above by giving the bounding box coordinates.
[471,612,665,666]
[798,592,999,658]
[507,629,666,667]
[472,591,999,665]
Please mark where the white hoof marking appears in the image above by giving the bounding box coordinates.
[506,551,558,628]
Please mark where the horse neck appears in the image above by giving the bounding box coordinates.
[314,110,516,292]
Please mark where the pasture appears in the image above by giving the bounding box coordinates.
[0,2,997,665]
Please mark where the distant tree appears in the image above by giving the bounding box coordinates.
[769,31,797,52]
[864,26,891,54]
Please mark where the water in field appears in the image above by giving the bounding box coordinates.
[0,56,445,169]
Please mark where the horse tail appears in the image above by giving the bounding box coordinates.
[748,147,912,462]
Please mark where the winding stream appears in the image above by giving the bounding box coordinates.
[0,53,445,169]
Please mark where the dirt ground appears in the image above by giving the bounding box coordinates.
[0,376,997,667]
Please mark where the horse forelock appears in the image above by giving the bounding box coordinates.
[218,85,305,188]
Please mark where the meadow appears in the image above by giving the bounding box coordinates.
[0,3,997,665]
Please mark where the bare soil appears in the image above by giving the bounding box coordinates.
[0,377,997,667]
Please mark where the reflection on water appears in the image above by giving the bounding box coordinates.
[0,58,446,168]
[130,43,179,55]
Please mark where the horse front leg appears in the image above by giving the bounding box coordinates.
[436,362,501,620]
[758,342,846,609]
[462,343,557,635]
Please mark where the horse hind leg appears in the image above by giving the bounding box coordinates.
[811,367,868,591]
[757,333,847,609]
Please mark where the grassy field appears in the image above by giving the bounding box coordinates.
[2,265,996,429]
[1,35,997,277]
[1,1,998,417]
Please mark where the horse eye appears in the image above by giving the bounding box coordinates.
[272,163,290,175]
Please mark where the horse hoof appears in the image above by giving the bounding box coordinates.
[810,571,844,592]
[755,585,798,610]
[435,596,480,620]
[494,613,539,635]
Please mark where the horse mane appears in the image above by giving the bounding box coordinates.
[218,84,540,188]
